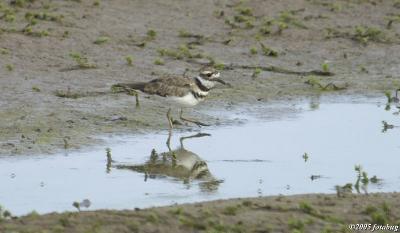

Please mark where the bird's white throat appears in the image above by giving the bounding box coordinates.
[195,76,216,89]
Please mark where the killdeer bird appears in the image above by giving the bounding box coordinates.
[112,67,227,129]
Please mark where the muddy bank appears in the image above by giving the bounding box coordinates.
[1,0,400,155]
[1,193,400,233]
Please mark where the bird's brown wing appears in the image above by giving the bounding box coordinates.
[142,76,194,97]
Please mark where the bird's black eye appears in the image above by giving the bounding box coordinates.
[206,73,213,77]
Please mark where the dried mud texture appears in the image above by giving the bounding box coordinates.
[1,0,400,155]
[2,193,400,233]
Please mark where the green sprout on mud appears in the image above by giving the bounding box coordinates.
[288,218,305,232]
[125,55,133,66]
[223,205,240,216]
[224,18,239,28]
[32,86,41,92]
[359,65,368,73]
[5,64,13,71]
[278,11,307,29]
[213,62,225,70]
[23,27,49,37]
[259,25,271,35]
[364,203,391,225]
[54,87,82,99]
[69,52,96,69]
[249,46,257,55]
[25,12,63,23]
[63,30,69,38]
[10,0,35,7]
[384,89,400,104]
[154,58,164,65]
[93,36,110,44]
[385,91,392,102]
[236,7,253,16]
[178,29,204,39]
[0,48,9,55]
[146,29,157,40]
[321,62,329,73]
[304,76,347,91]
[353,26,385,45]
[260,43,278,57]
[93,0,100,6]
[299,201,315,214]
[251,68,262,78]
[329,3,342,12]
[157,45,203,60]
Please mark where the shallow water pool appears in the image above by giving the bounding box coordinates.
[1,98,400,216]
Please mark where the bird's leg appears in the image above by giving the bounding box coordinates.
[127,88,140,108]
[180,108,210,127]
[166,108,174,131]
[166,130,172,152]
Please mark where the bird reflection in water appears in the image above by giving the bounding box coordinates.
[115,132,223,192]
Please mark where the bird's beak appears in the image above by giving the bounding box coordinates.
[212,78,232,87]
[212,78,226,85]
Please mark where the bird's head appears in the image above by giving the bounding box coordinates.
[198,67,226,85]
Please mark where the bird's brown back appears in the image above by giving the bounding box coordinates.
[142,76,194,97]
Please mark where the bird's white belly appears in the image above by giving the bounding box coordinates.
[168,93,202,107]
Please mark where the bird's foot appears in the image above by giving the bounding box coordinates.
[180,116,210,127]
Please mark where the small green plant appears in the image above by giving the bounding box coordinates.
[305,76,347,91]
[178,29,204,39]
[213,62,225,70]
[288,218,305,232]
[22,24,50,37]
[54,88,80,99]
[32,86,41,92]
[236,7,253,16]
[321,62,329,72]
[154,58,164,65]
[5,13,16,22]
[146,213,159,223]
[146,29,157,40]
[353,26,384,45]
[260,43,278,57]
[222,205,239,216]
[385,91,392,103]
[250,46,257,55]
[93,0,100,6]
[6,64,13,71]
[251,68,262,78]
[125,55,133,66]
[94,36,110,44]
[299,201,314,214]
[63,30,69,38]
[157,45,203,60]
[278,11,307,29]
[0,48,9,55]
[69,52,96,69]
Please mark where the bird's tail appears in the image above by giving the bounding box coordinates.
[111,82,146,93]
